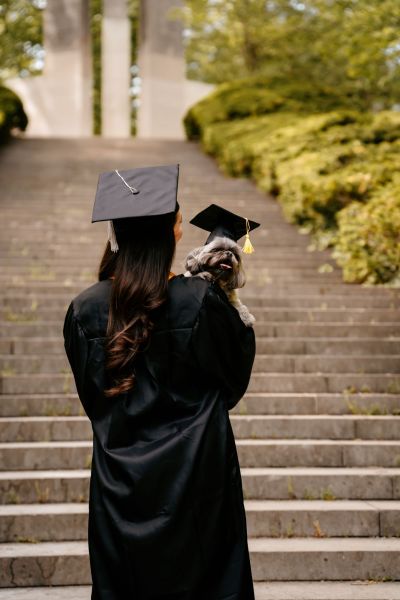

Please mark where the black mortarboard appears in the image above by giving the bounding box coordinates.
[189,203,260,254]
[92,163,180,251]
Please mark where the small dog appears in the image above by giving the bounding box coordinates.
[183,236,255,327]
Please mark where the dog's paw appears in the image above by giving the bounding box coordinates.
[195,271,215,282]
[237,304,256,327]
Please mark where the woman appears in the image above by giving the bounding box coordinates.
[63,164,256,600]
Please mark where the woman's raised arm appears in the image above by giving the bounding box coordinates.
[190,282,256,409]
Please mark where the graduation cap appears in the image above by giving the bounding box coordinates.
[92,163,180,252]
[189,203,260,254]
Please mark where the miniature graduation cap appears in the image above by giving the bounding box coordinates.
[189,203,260,254]
[92,163,180,252]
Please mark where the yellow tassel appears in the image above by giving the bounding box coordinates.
[242,218,254,253]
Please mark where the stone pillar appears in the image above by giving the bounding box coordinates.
[43,0,92,136]
[101,0,131,137]
[136,0,186,139]
[9,0,92,137]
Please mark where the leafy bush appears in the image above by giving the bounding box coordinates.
[274,136,400,231]
[184,77,290,140]
[201,112,300,177]
[332,182,400,284]
[186,79,400,284]
[183,77,367,140]
[0,86,28,142]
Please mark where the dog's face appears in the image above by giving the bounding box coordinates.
[184,236,246,289]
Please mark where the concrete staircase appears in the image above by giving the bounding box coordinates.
[0,138,399,599]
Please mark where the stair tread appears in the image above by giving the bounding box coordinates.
[0,583,400,600]
[2,414,400,422]
[1,130,400,587]
[2,499,400,516]
[2,537,400,557]
[1,439,400,448]
[1,465,399,478]
[249,537,400,550]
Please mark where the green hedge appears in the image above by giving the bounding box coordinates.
[333,182,400,284]
[185,80,400,285]
[0,86,28,142]
[183,77,366,140]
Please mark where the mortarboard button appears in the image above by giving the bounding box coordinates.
[189,203,260,254]
[92,163,180,252]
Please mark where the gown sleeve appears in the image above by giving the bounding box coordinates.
[63,302,92,418]
[190,282,256,409]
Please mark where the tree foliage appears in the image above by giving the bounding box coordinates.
[0,0,44,80]
[0,84,28,140]
[175,0,400,109]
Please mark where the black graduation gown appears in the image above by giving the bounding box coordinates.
[63,274,256,600]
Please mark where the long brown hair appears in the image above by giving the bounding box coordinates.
[98,212,177,397]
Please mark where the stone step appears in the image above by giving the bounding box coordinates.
[1,415,400,442]
[2,320,399,339]
[1,466,399,505]
[1,439,400,470]
[3,582,400,600]
[1,499,399,543]
[2,354,399,375]
[1,537,399,585]
[2,282,400,296]
[1,229,312,240]
[254,581,400,600]
[1,392,399,418]
[2,372,400,395]
[253,356,400,374]
[0,417,91,442]
[2,337,400,357]
[0,470,91,505]
[255,339,400,356]
[2,131,400,592]
[0,355,69,374]
[2,294,399,309]
[248,373,400,394]
[241,466,400,500]
[0,394,85,417]
[0,276,357,289]
[237,439,400,467]
[2,261,342,275]
[0,541,90,587]
[248,537,400,581]
[233,415,400,440]
[3,306,400,323]
[246,499,400,537]
[0,265,346,276]
[254,309,400,323]
[0,249,339,261]
[237,393,400,416]
[0,503,88,542]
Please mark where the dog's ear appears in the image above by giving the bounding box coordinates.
[231,259,246,289]
[184,247,203,274]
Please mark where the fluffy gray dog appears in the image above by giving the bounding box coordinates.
[183,236,255,327]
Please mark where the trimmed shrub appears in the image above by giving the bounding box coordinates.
[183,77,366,140]
[0,86,28,142]
[332,182,400,284]
[274,138,399,231]
[201,112,300,177]
[185,79,400,284]
[184,78,289,140]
